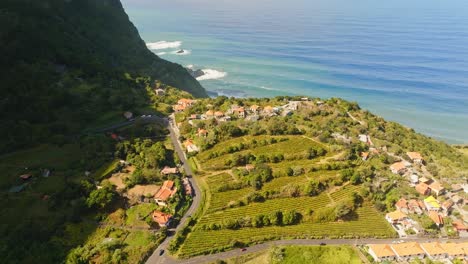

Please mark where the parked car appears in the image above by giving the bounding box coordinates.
[159,249,165,256]
[320,243,326,246]
[241,248,247,252]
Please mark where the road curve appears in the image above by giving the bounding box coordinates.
[146,116,202,264]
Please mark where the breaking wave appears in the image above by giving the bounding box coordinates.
[146,41,182,50]
[196,69,228,81]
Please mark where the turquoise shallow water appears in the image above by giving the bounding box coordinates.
[122,0,468,144]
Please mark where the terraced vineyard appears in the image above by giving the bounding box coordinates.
[180,202,394,257]
[199,136,327,171]
[176,135,396,258]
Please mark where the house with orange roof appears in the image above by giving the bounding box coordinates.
[452,220,468,233]
[415,182,431,196]
[429,181,445,196]
[197,128,208,137]
[152,211,172,227]
[441,243,465,260]
[249,105,260,113]
[205,110,214,118]
[391,242,426,261]
[214,111,224,118]
[368,244,397,262]
[407,152,424,164]
[160,166,179,175]
[173,104,186,112]
[234,107,246,118]
[419,176,431,184]
[174,98,196,112]
[154,180,177,206]
[385,210,408,224]
[420,242,448,260]
[428,211,444,227]
[442,200,454,216]
[395,198,409,214]
[184,139,199,153]
[408,199,424,215]
[361,152,369,161]
[390,161,408,175]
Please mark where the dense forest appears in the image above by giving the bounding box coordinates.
[0,0,207,153]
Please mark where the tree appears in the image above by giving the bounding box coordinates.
[334,202,353,219]
[269,246,285,264]
[86,182,116,209]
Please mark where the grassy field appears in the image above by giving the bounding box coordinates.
[211,245,363,264]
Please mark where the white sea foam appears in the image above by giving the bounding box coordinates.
[146,41,182,50]
[196,69,228,81]
[186,64,194,69]
[156,52,167,56]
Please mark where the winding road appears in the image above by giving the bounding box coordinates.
[146,116,202,264]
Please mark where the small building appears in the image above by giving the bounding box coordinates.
[390,161,407,175]
[197,128,208,137]
[424,196,441,211]
[385,210,408,224]
[415,182,431,196]
[174,98,196,112]
[361,152,369,161]
[205,110,214,118]
[441,243,465,260]
[420,242,448,260]
[451,195,464,204]
[408,199,424,215]
[442,200,454,216]
[214,111,224,118]
[452,220,468,233]
[451,184,463,193]
[152,211,172,227]
[154,180,177,206]
[428,211,444,227]
[182,178,193,196]
[234,107,246,118]
[189,114,200,120]
[123,111,133,120]
[419,177,431,184]
[263,105,274,114]
[391,242,425,261]
[406,152,424,164]
[160,166,179,175]
[358,134,369,144]
[395,198,409,214]
[368,244,397,262]
[429,181,445,196]
[249,105,260,113]
[184,139,200,153]
[19,174,33,180]
[410,174,419,185]
[155,88,165,96]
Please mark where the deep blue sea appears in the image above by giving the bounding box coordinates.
[122,0,468,144]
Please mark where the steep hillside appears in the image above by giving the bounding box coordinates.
[0,0,206,152]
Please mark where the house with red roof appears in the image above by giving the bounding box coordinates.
[452,220,467,233]
[152,211,172,227]
[395,198,409,214]
[415,183,431,196]
[154,180,177,206]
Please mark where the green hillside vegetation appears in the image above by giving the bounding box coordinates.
[0,0,206,153]
[169,96,467,257]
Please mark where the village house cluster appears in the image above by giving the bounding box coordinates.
[367,241,468,262]
[382,151,468,238]
[173,98,307,154]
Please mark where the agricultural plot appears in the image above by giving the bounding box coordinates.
[199,136,327,171]
[179,203,394,257]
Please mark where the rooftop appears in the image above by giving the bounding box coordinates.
[391,242,425,256]
[369,244,396,257]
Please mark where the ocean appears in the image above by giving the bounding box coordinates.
[121,0,468,144]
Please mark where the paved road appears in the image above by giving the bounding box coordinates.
[146,116,202,264]
[152,237,468,264]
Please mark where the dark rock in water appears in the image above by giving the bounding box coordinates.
[186,68,206,78]
[176,49,185,54]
